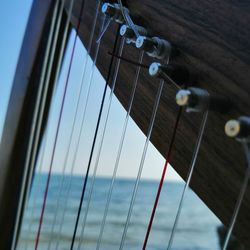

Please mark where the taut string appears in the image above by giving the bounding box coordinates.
[96,51,144,250]
[142,106,182,250]
[108,51,149,69]
[17,0,62,247]
[167,110,209,250]
[119,79,165,250]
[96,17,111,43]
[34,0,86,248]
[69,25,122,250]
[77,37,126,249]
[54,10,108,250]
[222,141,250,250]
[23,130,48,250]
[14,0,68,248]
[47,1,102,248]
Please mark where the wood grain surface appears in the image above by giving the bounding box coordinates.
[66,0,250,248]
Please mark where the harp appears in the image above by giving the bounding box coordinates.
[0,0,249,249]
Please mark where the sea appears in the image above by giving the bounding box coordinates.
[17,174,221,250]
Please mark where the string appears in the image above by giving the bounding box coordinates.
[96,17,111,43]
[118,0,140,38]
[46,2,102,248]
[119,79,165,250]
[69,26,121,250]
[24,0,75,244]
[17,0,72,245]
[142,107,182,250]
[77,37,125,249]
[34,0,86,248]
[54,10,107,250]
[22,131,47,250]
[167,110,209,250]
[161,72,182,90]
[12,1,62,248]
[222,141,250,250]
[108,51,148,69]
[96,51,144,250]
[28,0,76,245]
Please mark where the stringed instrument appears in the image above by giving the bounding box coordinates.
[0,0,249,249]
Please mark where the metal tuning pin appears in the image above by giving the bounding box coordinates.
[149,62,189,86]
[135,36,172,60]
[225,116,250,141]
[176,87,230,113]
[120,24,147,44]
[176,88,207,112]
[102,3,127,24]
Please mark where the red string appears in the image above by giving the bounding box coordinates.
[142,107,182,250]
[34,1,85,249]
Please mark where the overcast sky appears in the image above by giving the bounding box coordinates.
[0,0,181,182]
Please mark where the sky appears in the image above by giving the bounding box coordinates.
[0,0,32,136]
[0,1,182,181]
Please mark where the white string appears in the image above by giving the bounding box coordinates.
[222,141,250,250]
[13,0,65,248]
[26,0,76,231]
[119,79,165,250]
[76,37,126,250]
[22,0,62,241]
[167,110,209,250]
[54,14,107,250]
[117,0,140,38]
[96,51,144,250]
[22,131,47,250]
[46,1,101,248]
[96,17,111,43]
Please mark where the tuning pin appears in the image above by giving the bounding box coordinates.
[225,117,250,140]
[176,88,206,112]
[120,24,147,44]
[135,36,172,60]
[149,62,189,85]
[176,87,230,113]
[102,3,126,23]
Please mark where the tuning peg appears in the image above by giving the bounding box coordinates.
[149,62,189,85]
[176,87,230,113]
[225,116,250,140]
[102,3,127,23]
[176,88,209,112]
[120,24,147,44]
[135,36,172,60]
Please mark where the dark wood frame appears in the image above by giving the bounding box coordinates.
[1,0,249,248]
[67,0,250,248]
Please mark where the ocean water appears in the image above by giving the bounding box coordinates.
[18,174,221,250]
